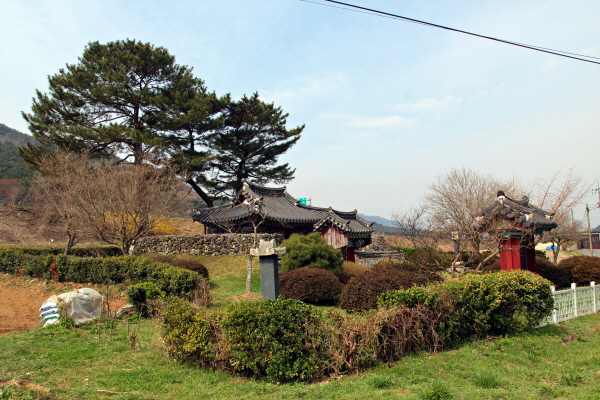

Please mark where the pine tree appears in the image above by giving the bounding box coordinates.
[205,93,303,198]
[21,39,202,165]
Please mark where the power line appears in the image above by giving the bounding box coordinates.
[301,0,600,65]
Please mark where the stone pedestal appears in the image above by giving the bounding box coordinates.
[250,239,286,300]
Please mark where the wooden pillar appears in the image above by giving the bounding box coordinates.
[344,247,356,263]
[500,236,521,270]
[499,233,537,272]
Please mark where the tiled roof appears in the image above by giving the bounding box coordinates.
[474,191,558,233]
[193,182,373,235]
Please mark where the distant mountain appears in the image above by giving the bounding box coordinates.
[359,214,394,227]
[0,124,35,146]
[0,124,35,181]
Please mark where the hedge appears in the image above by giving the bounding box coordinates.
[379,270,554,345]
[221,298,328,382]
[0,249,202,298]
[161,275,550,383]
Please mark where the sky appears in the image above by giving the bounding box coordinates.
[1,0,599,225]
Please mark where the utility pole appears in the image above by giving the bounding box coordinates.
[587,204,593,257]
[589,182,600,256]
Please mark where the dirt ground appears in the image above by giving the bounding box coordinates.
[0,274,128,336]
[0,203,199,336]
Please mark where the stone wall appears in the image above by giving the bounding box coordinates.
[130,233,283,256]
[355,251,405,268]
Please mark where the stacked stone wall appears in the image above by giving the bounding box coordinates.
[130,233,283,256]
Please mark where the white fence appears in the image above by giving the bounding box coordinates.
[537,282,599,327]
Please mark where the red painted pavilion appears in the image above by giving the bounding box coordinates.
[193,182,373,261]
[474,191,558,273]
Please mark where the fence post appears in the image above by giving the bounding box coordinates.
[551,286,557,324]
[572,283,578,318]
[592,281,597,313]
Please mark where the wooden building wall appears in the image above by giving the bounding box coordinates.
[321,225,348,249]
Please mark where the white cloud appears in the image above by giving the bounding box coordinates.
[261,74,347,105]
[393,95,462,112]
[347,115,408,128]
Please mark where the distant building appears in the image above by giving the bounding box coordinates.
[577,228,600,250]
[193,182,373,262]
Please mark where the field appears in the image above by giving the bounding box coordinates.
[0,201,598,399]
[1,254,600,399]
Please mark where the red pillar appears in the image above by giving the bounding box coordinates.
[344,247,356,262]
[500,236,521,270]
[499,233,536,272]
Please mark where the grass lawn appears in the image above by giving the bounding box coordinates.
[2,254,600,399]
[1,312,600,399]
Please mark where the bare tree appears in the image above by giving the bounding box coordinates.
[81,163,189,255]
[532,169,591,263]
[31,152,188,255]
[31,153,89,254]
[245,202,268,293]
[407,167,590,270]
[424,167,520,269]
[391,204,445,266]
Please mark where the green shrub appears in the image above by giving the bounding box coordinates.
[559,256,600,285]
[160,297,219,367]
[335,261,369,284]
[379,285,440,309]
[380,270,554,344]
[279,268,343,305]
[536,257,571,288]
[221,298,327,382]
[484,257,572,288]
[0,249,28,274]
[13,246,121,257]
[145,254,209,279]
[280,233,343,273]
[0,250,201,299]
[339,262,440,312]
[128,282,165,314]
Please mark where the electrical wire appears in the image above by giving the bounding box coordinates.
[301,0,600,65]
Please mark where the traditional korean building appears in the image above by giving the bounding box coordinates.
[474,191,557,273]
[193,182,373,262]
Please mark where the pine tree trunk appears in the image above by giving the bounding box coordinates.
[186,179,214,208]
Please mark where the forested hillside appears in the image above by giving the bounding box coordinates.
[0,123,34,146]
[0,124,35,182]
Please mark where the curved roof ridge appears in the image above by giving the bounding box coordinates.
[244,181,287,196]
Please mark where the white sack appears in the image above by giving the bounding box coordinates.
[42,288,104,325]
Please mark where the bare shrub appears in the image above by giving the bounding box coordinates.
[191,279,212,308]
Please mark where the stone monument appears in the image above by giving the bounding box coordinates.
[250,239,286,300]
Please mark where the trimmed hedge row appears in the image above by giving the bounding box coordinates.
[0,249,202,298]
[379,270,554,345]
[3,246,122,258]
[161,270,554,383]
